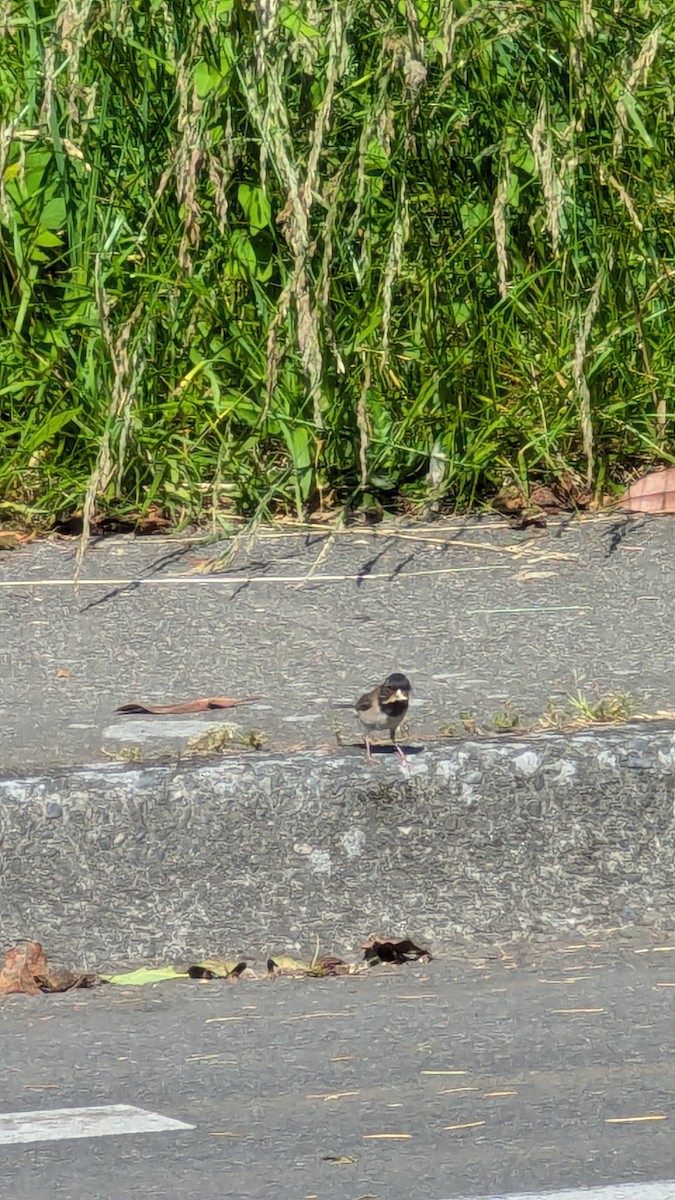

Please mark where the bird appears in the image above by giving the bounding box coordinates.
[339,672,412,765]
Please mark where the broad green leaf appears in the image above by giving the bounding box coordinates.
[365,138,389,173]
[194,60,222,100]
[505,172,520,208]
[194,0,233,19]
[452,301,471,325]
[278,3,320,39]
[510,147,535,175]
[619,92,654,149]
[229,228,257,276]
[459,201,489,231]
[23,409,77,452]
[237,184,271,233]
[40,196,67,229]
[34,229,63,248]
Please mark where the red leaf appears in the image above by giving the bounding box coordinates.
[116,695,261,714]
[0,942,97,995]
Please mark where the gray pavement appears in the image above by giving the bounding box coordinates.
[3,513,675,1200]
[2,945,675,1199]
[0,511,672,773]
[3,725,675,968]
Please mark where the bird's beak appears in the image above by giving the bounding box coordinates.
[391,689,407,702]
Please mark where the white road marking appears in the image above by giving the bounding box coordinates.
[0,1104,194,1146]
[450,1184,675,1200]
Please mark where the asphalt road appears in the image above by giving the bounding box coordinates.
[2,944,675,1199]
[1,511,673,773]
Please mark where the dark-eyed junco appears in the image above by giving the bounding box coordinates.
[338,672,411,764]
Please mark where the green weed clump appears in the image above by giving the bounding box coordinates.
[1,0,675,528]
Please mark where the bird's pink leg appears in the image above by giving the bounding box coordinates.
[365,737,376,764]
[393,739,408,765]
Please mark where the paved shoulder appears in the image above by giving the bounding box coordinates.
[1,948,674,1199]
[0,514,672,771]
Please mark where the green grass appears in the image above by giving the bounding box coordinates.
[2,0,675,529]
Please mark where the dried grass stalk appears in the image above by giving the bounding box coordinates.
[572,258,610,485]
[613,27,662,157]
[599,167,643,232]
[356,356,371,488]
[40,0,96,128]
[493,160,510,300]
[76,269,145,580]
[381,177,409,357]
[531,98,564,254]
[175,46,204,273]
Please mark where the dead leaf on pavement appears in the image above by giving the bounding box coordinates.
[116,695,262,715]
[529,484,567,510]
[508,511,548,531]
[267,954,350,978]
[493,476,592,522]
[133,510,173,535]
[54,508,172,537]
[362,936,432,966]
[618,467,675,514]
[103,961,249,985]
[0,942,97,996]
[0,530,35,551]
[102,965,188,986]
[315,954,352,976]
[187,961,248,980]
[266,955,312,977]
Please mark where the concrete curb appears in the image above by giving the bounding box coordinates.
[1,723,674,969]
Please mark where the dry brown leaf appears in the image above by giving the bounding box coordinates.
[0,942,97,996]
[116,695,261,714]
[508,511,548,531]
[0,530,35,551]
[314,954,351,976]
[494,477,592,521]
[267,955,313,977]
[54,507,172,537]
[492,484,527,515]
[362,937,432,965]
[267,954,349,978]
[187,961,248,980]
[618,467,675,513]
[134,509,173,535]
[0,943,46,995]
[529,484,565,510]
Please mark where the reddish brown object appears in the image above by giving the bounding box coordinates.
[0,942,97,995]
[54,507,172,537]
[362,936,432,965]
[494,476,592,520]
[116,695,262,714]
[618,467,675,514]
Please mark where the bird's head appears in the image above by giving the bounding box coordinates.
[380,673,411,704]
